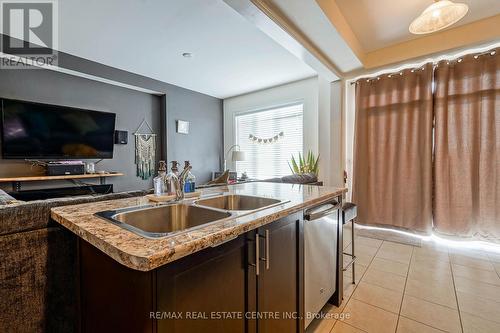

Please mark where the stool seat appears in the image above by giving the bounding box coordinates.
[342,202,357,224]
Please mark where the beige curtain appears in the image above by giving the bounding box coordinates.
[352,64,434,233]
[434,49,500,242]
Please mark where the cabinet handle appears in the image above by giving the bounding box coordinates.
[250,233,260,276]
[265,229,270,270]
[259,230,270,270]
[256,233,260,275]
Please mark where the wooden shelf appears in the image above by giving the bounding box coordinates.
[0,173,124,191]
[0,173,124,182]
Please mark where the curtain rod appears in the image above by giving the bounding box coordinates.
[350,47,498,85]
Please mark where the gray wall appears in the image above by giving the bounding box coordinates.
[0,68,161,192]
[0,53,223,192]
[166,85,222,184]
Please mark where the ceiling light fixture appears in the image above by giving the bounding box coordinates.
[409,0,469,35]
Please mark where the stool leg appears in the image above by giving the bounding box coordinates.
[351,219,355,284]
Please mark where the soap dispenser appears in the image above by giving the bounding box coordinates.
[153,160,167,195]
[164,161,180,195]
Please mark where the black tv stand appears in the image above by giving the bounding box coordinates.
[8,184,113,201]
[0,173,124,191]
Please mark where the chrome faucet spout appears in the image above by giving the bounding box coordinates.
[175,165,192,200]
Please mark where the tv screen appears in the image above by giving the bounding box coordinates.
[1,99,116,159]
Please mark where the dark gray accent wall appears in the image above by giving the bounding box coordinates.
[166,85,222,184]
[0,46,223,191]
[0,68,160,192]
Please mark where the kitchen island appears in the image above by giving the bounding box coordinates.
[51,182,346,333]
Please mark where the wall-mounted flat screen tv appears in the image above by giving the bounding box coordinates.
[1,98,116,159]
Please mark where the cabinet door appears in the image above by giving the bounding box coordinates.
[156,235,247,333]
[257,213,302,333]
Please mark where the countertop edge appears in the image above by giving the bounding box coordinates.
[51,187,346,271]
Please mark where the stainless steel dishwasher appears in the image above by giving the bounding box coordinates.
[304,200,341,328]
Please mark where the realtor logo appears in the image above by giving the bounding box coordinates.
[0,0,58,68]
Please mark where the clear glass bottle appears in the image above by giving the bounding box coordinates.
[186,171,196,192]
[153,160,167,195]
[182,161,196,193]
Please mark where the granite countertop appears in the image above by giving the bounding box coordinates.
[51,182,346,271]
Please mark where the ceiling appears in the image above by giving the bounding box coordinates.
[56,0,316,98]
[335,0,500,52]
[268,0,362,72]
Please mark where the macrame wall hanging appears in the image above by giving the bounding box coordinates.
[134,118,156,180]
[248,131,284,144]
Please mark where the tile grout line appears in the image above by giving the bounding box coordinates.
[396,246,459,332]
[401,247,468,332]
[394,245,414,333]
[449,248,465,333]
[397,314,450,333]
[489,254,500,280]
[329,233,383,333]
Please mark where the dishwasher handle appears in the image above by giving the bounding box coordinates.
[304,201,341,221]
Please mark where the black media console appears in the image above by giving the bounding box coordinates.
[9,184,113,201]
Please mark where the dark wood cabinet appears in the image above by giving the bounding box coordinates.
[156,235,247,333]
[253,212,303,333]
[79,213,304,333]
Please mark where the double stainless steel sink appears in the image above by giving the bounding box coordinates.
[195,194,281,211]
[96,194,285,239]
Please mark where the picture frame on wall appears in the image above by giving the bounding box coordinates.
[176,120,190,134]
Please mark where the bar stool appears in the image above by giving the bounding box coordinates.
[342,202,357,284]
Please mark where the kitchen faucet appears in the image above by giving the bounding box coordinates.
[166,165,192,201]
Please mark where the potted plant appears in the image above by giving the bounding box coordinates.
[288,151,320,176]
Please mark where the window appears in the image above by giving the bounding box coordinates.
[235,103,303,179]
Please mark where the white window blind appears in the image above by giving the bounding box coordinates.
[235,103,303,179]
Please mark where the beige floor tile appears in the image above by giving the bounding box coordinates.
[409,260,453,284]
[408,266,453,287]
[419,242,449,254]
[492,262,500,275]
[370,257,409,277]
[343,273,361,285]
[341,299,398,333]
[450,254,494,271]
[487,252,500,263]
[361,268,406,292]
[376,248,412,265]
[449,248,489,261]
[356,236,383,249]
[332,321,367,333]
[412,247,450,263]
[400,295,461,333]
[456,291,500,324]
[405,278,457,308]
[452,264,500,286]
[355,243,380,257]
[306,303,340,333]
[454,276,500,303]
[411,255,451,270]
[343,279,357,299]
[350,253,374,267]
[351,281,403,313]
[306,317,336,333]
[344,230,352,245]
[344,264,367,284]
[380,241,414,254]
[396,317,445,333]
[461,312,500,333]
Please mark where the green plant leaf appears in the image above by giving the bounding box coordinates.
[289,151,320,176]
